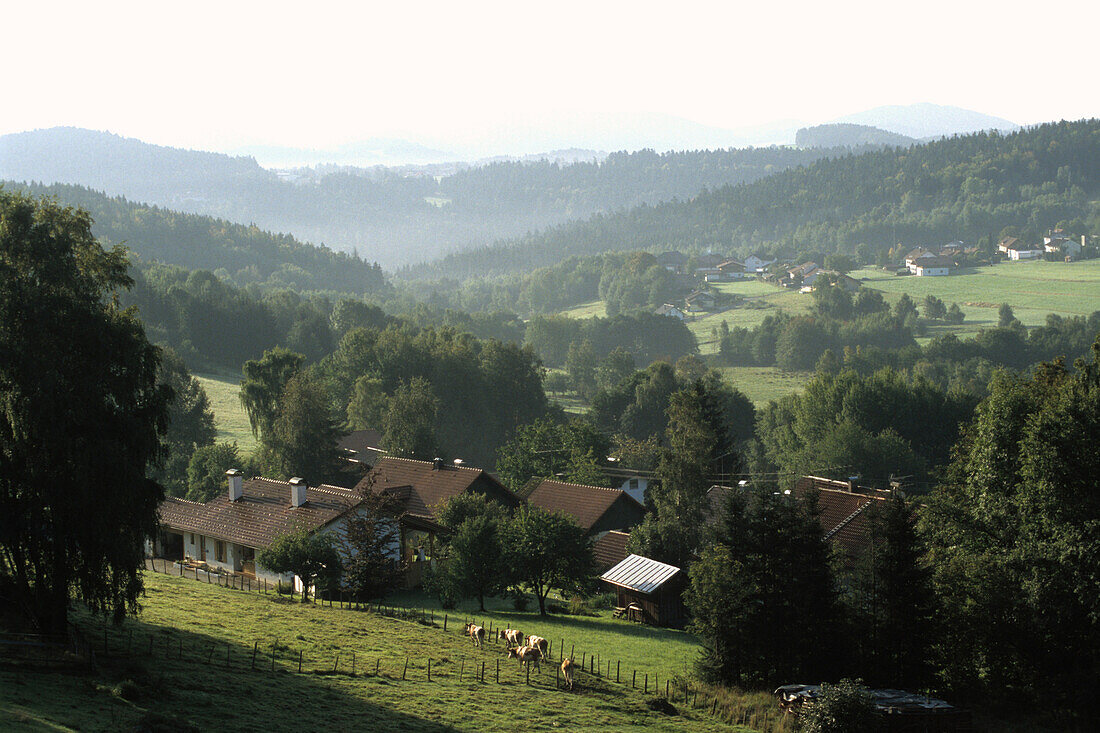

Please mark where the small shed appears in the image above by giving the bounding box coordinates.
[600,554,687,628]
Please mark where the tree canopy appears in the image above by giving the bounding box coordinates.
[0,191,171,631]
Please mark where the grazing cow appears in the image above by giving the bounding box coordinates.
[508,644,542,673]
[497,628,524,648]
[561,657,576,690]
[526,635,549,657]
[464,623,486,648]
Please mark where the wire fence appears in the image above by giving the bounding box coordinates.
[140,557,791,730]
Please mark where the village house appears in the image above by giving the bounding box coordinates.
[521,478,646,538]
[654,303,687,320]
[336,428,385,465]
[717,258,748,279]
[913,255,953,276]
[656,250,686,273]
[684,289,716,312]
[592,530,631,572]
[793,475,895,565]
[155,471,363,591]
[354,456,520,584]
[998,236,1044,260]
[1044,235,1084,258]
[744,254,776,273]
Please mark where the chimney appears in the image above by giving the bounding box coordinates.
[432,457,443,471]
[226,469,242,501]
[289,477,307,508]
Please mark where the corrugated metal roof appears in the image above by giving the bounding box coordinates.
[599,554,680,594]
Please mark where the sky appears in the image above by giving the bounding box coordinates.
[6,0,1098,157]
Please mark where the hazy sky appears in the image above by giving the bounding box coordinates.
[7,0,1097,154]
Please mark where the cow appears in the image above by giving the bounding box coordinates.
[464,622,486,648]
[526,635,549,657]
[508,644,542,673]
[497,628,524,648]
[561,656,576,690]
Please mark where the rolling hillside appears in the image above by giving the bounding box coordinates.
[424,120,1100,278]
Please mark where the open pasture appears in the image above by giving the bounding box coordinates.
[0,572,786,732]
[195,372,258,454]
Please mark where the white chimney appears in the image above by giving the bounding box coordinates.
[226,469,242,501]
[289,477,307,508]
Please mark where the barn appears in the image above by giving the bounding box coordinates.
[600,554,687,628]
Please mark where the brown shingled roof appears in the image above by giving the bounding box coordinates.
[525,479,643,532]
[794,475,890,560]
[158,479,360,549]
[593,530,631,571]
[354,457,517,521]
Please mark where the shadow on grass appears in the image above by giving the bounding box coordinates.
[0,610,454,733]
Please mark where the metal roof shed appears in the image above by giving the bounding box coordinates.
[600,554,687,628]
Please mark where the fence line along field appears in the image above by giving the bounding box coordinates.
[0,571,789,732]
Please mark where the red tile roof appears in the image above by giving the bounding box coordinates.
[593,530,631,571]
[354,457,517,521]
[158,479,360,549]
[524,479,643,532]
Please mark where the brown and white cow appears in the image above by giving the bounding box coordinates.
[561,656,576,690]
[497,628,524,648]
[526,635,549,657]
[507,644,542,673]
[464,622,486,648]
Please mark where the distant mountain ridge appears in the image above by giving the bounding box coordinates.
[830,103,1019,139]
[0,127,845,267]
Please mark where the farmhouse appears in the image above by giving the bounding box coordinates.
[354,456,520,576]
[337,428,385,464]
[656,250,686,272]
[600,554,687,627]
[793,475,894,564]
[914,255,953,276]
[744,254,775,272]
[1044,235,1084,258]
[717,258,747,278]
[592,530,631,572]
[155,471,362,589]
[654,303,687,320]
[521,478,646,536]
[684,290,716,312]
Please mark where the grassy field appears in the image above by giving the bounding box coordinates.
[559,299,608,319]
[0,572,789,732]
[850,258,1100,337]
[715,367,814,406]
[195,372,258,454]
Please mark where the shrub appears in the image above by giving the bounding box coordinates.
[799,679,876,733]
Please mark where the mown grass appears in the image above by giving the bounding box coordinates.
[195,372,258,455]
[712,366,814,406]
[0,572,791,732]
[559,299,607,319]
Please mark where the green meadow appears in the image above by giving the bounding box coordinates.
[0,572,789,732]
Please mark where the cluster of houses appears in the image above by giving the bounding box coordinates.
[153,439,900,628]
[655,250,775,278]
[998,231,1085,261]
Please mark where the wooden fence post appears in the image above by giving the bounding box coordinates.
[632,669,636,688]
[444,614,447,632]
[665,680,669,698]
[526,663,530,686]
[616,660,620,683]
[298,650,303,673]
[481,662,485,683]
[644,673,648,693]
[495,658,499,683]
[402,656,408,680]
[251,641,258,669]
[271,644,276,671]
[352,651,356,676]
[427,658,431,682]
[333,653,340,673]
[460,658,464,681]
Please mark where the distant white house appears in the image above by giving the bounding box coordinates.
[744,255,776,273]
[914,256,953,276]
[1006,246,1043,260]
[655,303,686,320]
[1044,236,1083,258]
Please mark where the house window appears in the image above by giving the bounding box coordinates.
[215,540,226,563]
[629,479,639,491]
[189,533,195,545]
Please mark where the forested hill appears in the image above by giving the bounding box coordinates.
[1,181,389,296]
[1,128,853,267]
[419,120,1100,279]
[795,123,917,149]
